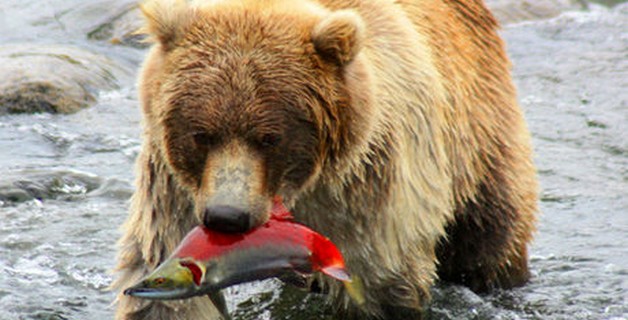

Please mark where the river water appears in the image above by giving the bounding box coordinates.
[0,1,626,319]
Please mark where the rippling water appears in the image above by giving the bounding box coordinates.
[0,90,140,319]
[0,1,626,319]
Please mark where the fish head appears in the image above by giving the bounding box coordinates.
[123,258,205,300]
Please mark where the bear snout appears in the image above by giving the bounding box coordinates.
[203,205,251,233]
[197,142,272,233]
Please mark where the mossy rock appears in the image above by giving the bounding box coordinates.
[0,44,131,114]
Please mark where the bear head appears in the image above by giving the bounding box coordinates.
[138,0,372,232]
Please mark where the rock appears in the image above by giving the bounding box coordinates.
[0,185,32,203]
[54,0,145,47]
[87,6,148,49]
[0,44,132,114]
[89,178,134,200]
[0,0,147,49]
[0,170,102,203]
[485,0,587,25]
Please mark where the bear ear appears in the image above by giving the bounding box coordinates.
[312,10,365,67]
[139,0,193,50]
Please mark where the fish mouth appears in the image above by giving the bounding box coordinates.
[123,285,195,300]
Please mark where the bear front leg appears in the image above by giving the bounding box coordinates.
[377,259,433,320]
[331,245,435,320]
[331,271,429,320]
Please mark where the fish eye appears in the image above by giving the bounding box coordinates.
[153,277,167,285]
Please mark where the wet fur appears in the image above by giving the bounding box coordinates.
[113,0,538,319]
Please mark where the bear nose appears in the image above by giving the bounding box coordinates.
[203,205,251,233]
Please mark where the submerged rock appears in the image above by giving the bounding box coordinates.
[0,170,102,203]
[0,44,131,114]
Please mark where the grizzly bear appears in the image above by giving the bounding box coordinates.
[113,0,538,319]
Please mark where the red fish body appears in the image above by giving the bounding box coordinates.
[173,202,349,281]
[124,199,361,304]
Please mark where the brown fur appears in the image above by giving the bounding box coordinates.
[113,0,538,319]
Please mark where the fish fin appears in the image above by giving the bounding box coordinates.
[208,290,231,320]
[343,275,366,306]
[321,266,351,282]
[321,266,365,305]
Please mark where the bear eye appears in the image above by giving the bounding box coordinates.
[259,133,282,148]
[193,132,219,148]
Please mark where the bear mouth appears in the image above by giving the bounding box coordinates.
[270,196,294,221]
